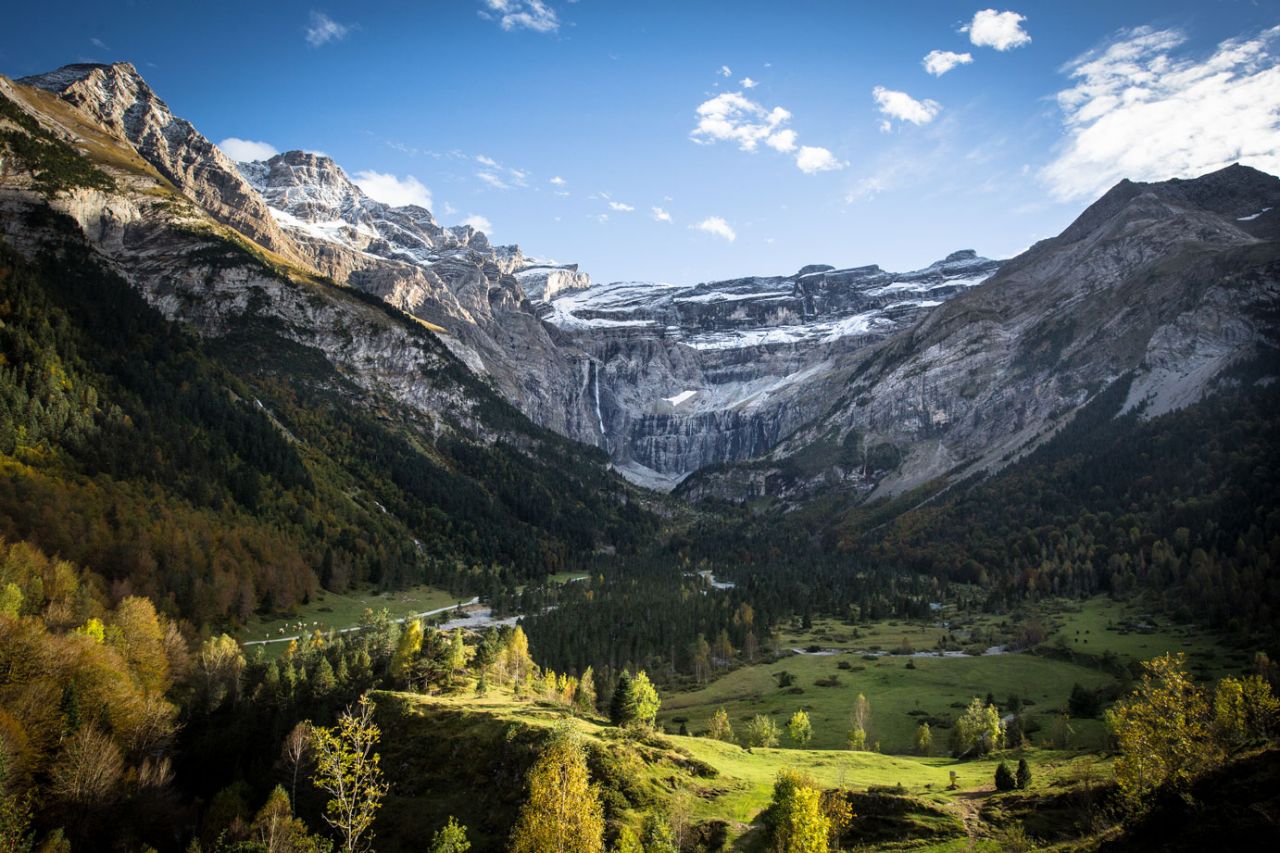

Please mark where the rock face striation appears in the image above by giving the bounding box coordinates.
[5,61,1278,501]
[539,251,1000,488]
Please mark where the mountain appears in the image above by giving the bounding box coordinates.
[542,250,1000,489]
[4,60,1278,513]
[681,164,1280,502]
[0,64,654,626]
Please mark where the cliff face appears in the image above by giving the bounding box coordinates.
[17,63,306,265]
[681,165,1280,502]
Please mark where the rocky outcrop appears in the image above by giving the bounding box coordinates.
[17,63,306,265]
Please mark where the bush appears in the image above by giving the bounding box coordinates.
[995,762,1017,792]
[1016,758,1031,790]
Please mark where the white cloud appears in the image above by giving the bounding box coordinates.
[90,37,109,51]
[476,154,501,168]
[740,77,759,89]
[651,206,672,223]
[352,171,433,209]
[692,92,844,174]
[218,138,279,162]
[765,128,797,152]
[595,213,609,223]
[795,146,846,174]
[461,214,492,233]
[441,201,458,216]
[479,1,558,33]
[477,172,510,190]
[305,11,352,48]
[1042,25,1280,201]
[549,175,566,186]
[923,50,973,76]
[964,9,1030,51]
[718,65,732,77]
[872,86,941,128]
[608,201,635,212]
[691,216,736,242]
[691,92,794,151]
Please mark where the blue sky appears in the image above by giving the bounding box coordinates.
[4,1,1279,284]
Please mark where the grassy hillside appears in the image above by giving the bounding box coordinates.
[371,686,1114,852]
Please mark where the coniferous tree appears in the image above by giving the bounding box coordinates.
[609,671,634,726]
[1016,758,1032,790]
[995,762,1016,791]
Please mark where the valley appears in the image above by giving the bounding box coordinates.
[0,42,1278,853]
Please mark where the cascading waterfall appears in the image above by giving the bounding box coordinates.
[591,361,607,448]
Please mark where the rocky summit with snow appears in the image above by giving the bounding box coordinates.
[3,61,1278,500]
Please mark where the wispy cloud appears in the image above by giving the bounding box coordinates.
[305,10,352,48]
[479,1,559,34]
[691,216,736,242]
[474,154,529,190]
[549,175,566,186]
[90,37,110,51]
[651,206,673,223]
[353,171,433,208]
[718,65,732,78]
[608,201,635,212]
[963,9,1031,51]
[740,77,759,89]
[872,86,941,129]
[219,138,279,162]
[1041,25,1280,201]
[923,50,973,76]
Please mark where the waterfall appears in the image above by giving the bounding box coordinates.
[591,361,608,448]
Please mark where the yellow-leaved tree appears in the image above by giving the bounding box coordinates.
[1105,653,1218,805]
[766,769,830,853]
[510,726,604,853]
[310,695,389,853]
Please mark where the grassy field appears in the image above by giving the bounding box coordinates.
[660,595,1249,754]
[661,650,1116,753]
[375,685,1114,852]
[237,582,467,645]
[1037,596,1245,679]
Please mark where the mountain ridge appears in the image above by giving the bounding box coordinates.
[4,60,1278,504]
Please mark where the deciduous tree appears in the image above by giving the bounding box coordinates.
[310,695,388,853]
[510,727,604,853]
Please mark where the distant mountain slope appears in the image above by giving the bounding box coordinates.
[544,250,1000,489]
[682,164,1280,502]
[0,72,653,628]
[4,62,1018,491]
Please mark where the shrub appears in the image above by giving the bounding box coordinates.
[1016,758,1031,790]
[994,762,1016,792]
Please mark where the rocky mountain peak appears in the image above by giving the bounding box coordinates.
[18,62,305,263]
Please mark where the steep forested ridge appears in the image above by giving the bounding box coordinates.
[0,211,653,629]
